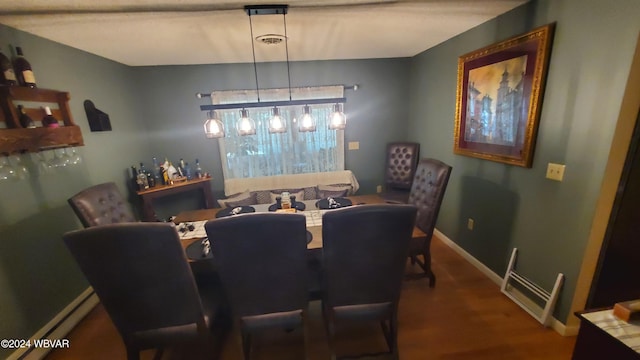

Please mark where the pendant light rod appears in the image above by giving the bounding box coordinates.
[200,97,346,111]
[283,9,292,101]
[248,11,260,102]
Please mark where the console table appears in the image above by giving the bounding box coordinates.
[136,177,215,221]
[573,308,640,359]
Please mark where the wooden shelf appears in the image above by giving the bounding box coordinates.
[0,86,84,154]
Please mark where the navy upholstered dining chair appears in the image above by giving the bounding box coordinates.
[68,182,137,227]
[321,204,417,360]
[380,142,420,203]
[204,212,309,360]
[62,222,228,360]
[407,158,452,287]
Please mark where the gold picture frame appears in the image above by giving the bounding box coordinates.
[454,23,555,167]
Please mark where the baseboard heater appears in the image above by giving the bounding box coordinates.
[500,248,564,327]
[9,288,98,360]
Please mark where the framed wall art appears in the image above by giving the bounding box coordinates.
[453,23,555,167]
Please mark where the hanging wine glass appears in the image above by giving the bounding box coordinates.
[33,152,52,176]
[0,155,17,181]
[69,147,83,165]
[9,154,30,180]
[50,148,70,168]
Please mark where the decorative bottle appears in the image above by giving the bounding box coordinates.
[152,157,161,183]
[13,46,36,88]
[41,106,59,128]
[137,167,149,190]
[194,159,203,179]
[184,162,192,180]
[0,51,17,86]
[17,105,36,128]
[140,162,155,187]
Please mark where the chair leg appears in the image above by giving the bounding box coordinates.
[322,303,337,360]
[125,346,140,360]
[240,328,252,360]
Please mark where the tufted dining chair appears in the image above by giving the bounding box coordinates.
[63,222,228,360]
[407,158,452,287]
[204,213,309,359]
[381,142,420,203]
[68,182,137,227]
[322,204,417,360]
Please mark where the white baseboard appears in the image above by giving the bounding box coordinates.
[8,288,99,360]
[434,229,575,336]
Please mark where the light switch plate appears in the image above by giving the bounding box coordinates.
[546,163,566,181]
[348,141,360,150]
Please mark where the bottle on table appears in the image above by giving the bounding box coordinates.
[140,162,155,187]
[183,162,192,180]
[17,105,35,128]
[178,158,186,177]
[152,157,161,183]
[13,46,36,88]
[41,106,59,128]
[137,167,149,190]
[131,166,139,191]
[194,159,203,179]
[0,51,17,86]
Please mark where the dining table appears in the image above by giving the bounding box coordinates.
[173,194,427,261]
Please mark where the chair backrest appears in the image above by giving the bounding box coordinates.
[408,158,452,238]
[68,182,137,228]
[322,204,417,308]
[204,213,308,318]
[384,142,420,190]
[62,222,207,343]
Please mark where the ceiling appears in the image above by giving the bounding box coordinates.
[0,0,528,67]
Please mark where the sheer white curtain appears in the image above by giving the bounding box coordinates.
[212,86,345,180]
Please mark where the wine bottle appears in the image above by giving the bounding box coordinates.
[17,105,36,128]
[140,162,155,187]
[41,106,59,128]
[151,157,161,183]
[13,47,36,88]
[137,168,149,190]
[0,51,17,86]
[194,159,203,179]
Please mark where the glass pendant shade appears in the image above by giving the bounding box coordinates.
[299,105,316,132]
[204,111,224,138]
[329,103,347,130]
[236,109,256,136]
[268,107,287,133]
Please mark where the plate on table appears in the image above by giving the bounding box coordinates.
[186,238,213,260]
[268,202,306,212]
[216,206,256,218]
[316,197,352,209]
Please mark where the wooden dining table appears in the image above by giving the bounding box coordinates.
[173,194,426,259]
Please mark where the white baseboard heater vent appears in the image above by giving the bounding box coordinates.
[500,248,564,327]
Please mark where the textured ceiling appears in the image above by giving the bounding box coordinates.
[0,0,528,66]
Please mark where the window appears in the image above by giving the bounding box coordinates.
[212,86,345,179]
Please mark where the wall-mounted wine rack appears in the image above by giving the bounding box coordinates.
[0,86,84,154]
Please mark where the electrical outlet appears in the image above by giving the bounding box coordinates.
[348,141,360,150]
[467,218,474,230]
[546,163,566,181]
[376,185,382,193]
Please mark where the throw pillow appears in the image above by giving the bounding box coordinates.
[224,192,258,208]
[217,190,251,208]
[270,189,305,203]
[316,184,351,199]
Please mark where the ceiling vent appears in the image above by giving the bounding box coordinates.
[256,34,286,45]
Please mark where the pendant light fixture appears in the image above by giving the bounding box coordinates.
[198,5,353,135]
[204,110,224,138]
[236,109,256,136]
[269,107,287,133]
[299,105,316,132]
[329,103,347,130]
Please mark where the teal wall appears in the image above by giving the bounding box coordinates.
[0,25,150,358]
[407,0,640,322]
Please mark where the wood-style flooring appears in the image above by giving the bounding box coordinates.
[45,235,577,359]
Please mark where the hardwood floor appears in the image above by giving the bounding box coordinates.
[46,235,576,359]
